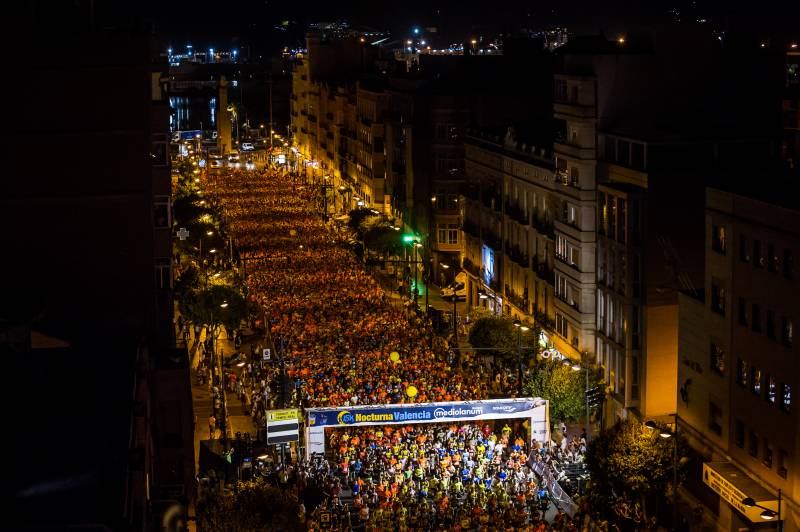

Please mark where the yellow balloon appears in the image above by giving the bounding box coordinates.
[390,351,400,363]
[406,385,418,398]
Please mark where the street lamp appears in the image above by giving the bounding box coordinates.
[742,491,782,530]
[645,414,679,528]
[513,319,530,395]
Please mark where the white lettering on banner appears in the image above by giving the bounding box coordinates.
[433,407,483,419]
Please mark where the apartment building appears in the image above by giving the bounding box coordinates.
[677,186,798,532]
[462,126,556,324]
[291,30,388,212]
[7,6,194,528]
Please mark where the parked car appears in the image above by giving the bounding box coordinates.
[442,271,467,300]
[241,142,255,151]
[209,158,223,169]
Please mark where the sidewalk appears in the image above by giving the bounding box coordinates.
[186,324,266,473]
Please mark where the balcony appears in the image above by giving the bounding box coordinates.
[553,101,596,119]
[554,141,595,160]
[506,244,529,268]
[555,253,581,273]
[505,285,529,311]
[533,217,555,239]
[555,292,580,312]
[536,262,555,285]
[533,309,555,332]
[554,169,578,187]
[506,201,529,226]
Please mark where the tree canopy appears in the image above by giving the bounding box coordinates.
[524,359,603,424]
[197,477,304,531]
[585,419,688,521]
[467,316,538,360]
[178,284,248,331]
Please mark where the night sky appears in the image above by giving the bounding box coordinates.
[147,0,798,54]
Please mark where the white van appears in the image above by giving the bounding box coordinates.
[442,271,467,300]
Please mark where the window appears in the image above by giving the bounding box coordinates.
[740,235,750,262]
[618,199,627,244]
[751,304,761,332]
[631,355,640,400]
[738,298,748,326]
[446,194,459,210]
[569,167,580,187]
[153,195,172,229]
[556,313,569,338]
[737,358,747,387]
[753,239,764,268]
[749,429,759,458]
[709,401,723,435]
[763,439,773,468]
[767,375,777,403]
[631,305,640,349]
[711,282,725,315]
[154,258,172,290]
[781,383,792,412]
[568,205,577,225]
[766,309,776,339]
[569,247,580,269]
[767,244,777,273]
[437,224,459,245]
[597,292,606,332]
[709,342,725,375]
[599,192,608,235]
[712,225,726,254]
[734,419,745,448]
[609,197,617,240]
[778,449,788,478]
[556,236,566,260]
[750,366,762,396]
[784,250,793,279]
[782,316,793,347]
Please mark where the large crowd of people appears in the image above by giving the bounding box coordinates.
[196,165,605,530]
[202,167,488,413]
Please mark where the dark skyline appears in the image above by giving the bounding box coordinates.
[109,0,797,56]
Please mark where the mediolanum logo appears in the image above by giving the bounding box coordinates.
[433,406,482,419]
[337,411,355,424]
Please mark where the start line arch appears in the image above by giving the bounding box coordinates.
[304,397,550,456]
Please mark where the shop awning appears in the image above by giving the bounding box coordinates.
[703,461,781,522]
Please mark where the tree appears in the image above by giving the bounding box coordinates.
[197,477,304,531]
[585,419,688,522]
[364,224,404,258]
[347,207,377,235]
[468,316,538,359]
[523,359,603,424]
[178,284,248,334]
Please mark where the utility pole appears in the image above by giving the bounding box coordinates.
[268,77,274,151]
[585,365,590,440]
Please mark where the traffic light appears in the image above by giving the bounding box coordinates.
[402,234,415,243]
[586,386,604,407]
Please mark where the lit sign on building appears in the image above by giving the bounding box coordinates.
[482,245,495,285]
[702,463,780,523]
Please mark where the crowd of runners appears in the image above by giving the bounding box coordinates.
[194,166,613,530]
